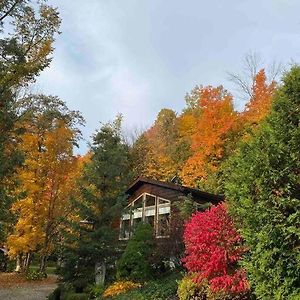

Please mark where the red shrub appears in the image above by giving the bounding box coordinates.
[183,203,249,293]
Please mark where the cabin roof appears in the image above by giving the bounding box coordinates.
[126,177,224,203]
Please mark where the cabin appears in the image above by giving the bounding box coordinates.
[119,177,224,240]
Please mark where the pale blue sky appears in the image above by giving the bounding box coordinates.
[36,0,300,153]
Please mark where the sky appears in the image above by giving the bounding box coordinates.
[36,0,300,153]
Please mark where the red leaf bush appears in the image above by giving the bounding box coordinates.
[183,203,249,294]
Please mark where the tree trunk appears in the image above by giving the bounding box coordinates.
[23,253,30,271]
[95,261,106,285]
[39,255,47,273]
[15,255,21,272]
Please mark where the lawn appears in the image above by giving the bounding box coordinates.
[29,265,57,275]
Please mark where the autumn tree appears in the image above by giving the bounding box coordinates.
[134,108,181,181]
[0,0,60,242]
[180,86,237,189]
[225,66,300,299]
[175,88,204,176]
[228,52,280,101]
[242,69,276,126]
[129,132,150,178]
[183,203,249,296]
[7,95,84,272]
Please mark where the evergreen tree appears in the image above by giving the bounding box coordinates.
[60,116,132,289]
[225,66,300,299]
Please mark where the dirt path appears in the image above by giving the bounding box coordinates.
[0,273,58,300]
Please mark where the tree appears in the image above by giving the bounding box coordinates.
[225,66,300,299]
[129,132,151,178]
[0,0,60,243]
[136,108,181,181]
[7,95,83,272]
[183,203,249,295]
[242,69,276,126]
[181,86,237,188]
[60,116,132,289]
[228,52,280,101]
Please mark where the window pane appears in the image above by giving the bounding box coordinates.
[158,198,170,205]
[132,195,143,209]
[145,195,155,206]
[145,215,155,227]
[157,213,170,237]
[120,219,131,239]
[132,217,142,229]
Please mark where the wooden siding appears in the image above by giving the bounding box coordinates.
[127,182,216,205]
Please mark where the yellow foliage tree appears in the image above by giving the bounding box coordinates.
[8,108,83,271]
[136,109,180,181]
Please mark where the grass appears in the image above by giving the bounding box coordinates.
[29,265,57,275]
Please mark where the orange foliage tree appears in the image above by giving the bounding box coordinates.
[130,69,276,191]
[242,69,276,125]
[180,86,237,187]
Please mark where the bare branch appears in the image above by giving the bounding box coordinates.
[0,0,22,22]
[227,52,283,102]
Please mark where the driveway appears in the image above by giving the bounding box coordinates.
[0,284,57,300]
[0,273,57,300]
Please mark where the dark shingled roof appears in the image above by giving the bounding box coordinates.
[126,177,224,203]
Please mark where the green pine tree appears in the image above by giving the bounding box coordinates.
[60,116,133,290]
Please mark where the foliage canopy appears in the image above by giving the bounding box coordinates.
[225,66,300,299]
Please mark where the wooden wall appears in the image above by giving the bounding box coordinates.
[127,183,214,205]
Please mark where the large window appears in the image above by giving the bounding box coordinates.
[119,193,171,240]
[144,194,156,227]
[156,197,171,238]
[132,195,143,229]
[119,214,131,239]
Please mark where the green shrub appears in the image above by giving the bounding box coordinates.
[47,283,76,300]
[207,291,251,300]
[177,275,207,300]
[117,223,154,282]
[6,260,15,272]
[47,286,62,300]
[64,292,89,300]
[26,269,47,281]
[177,274,252,300]
[111,290,144,300]
[113,270,182,300]
[87,283,105,299]
[72,278,90,293]
[141,279,178,300]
